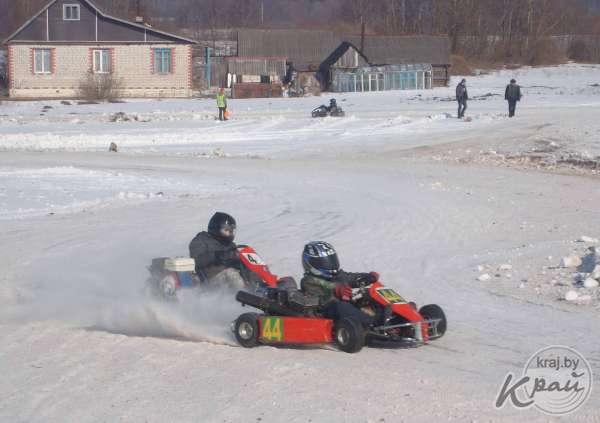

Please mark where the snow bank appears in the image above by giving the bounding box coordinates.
[0,165,211,219]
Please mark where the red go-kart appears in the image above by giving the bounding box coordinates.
[146,245,282,300]
[233,250,447,353]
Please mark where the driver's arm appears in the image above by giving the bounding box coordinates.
[189,237,215,269]
[335,270,377,288]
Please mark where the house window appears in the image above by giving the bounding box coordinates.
[63,4,80,20]
[34,49,52,74]
[93,49,110,73]
[153,48,172,74]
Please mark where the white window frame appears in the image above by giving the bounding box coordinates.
[153,48,172,74]
[63,4,80,21]
[93,49,110,74]
[34,49,52,74]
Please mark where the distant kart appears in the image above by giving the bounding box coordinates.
[233,278,446,353]
[311,105,345,118]
[146,245,281,301]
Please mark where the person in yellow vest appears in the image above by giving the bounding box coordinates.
[216,88,228,121]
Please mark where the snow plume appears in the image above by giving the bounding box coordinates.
[1,248,244,346]
[86,289,244,346]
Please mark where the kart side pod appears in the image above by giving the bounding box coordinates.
[233,313,366,353]
[234,313,332,345]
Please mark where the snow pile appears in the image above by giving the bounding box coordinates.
[109,111,140,122]
[552,244,600,305]
[475,237,600,308]
[561,255,582,268]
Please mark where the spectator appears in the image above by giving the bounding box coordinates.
[456,79,468,119]
[505,79,522,118]
[216,88,228,121]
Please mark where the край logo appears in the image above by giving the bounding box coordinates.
[495,345,593,415]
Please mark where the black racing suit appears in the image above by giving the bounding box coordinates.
[189,231,238,280]
[189,231,264,289]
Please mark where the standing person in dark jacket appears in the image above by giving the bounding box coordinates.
[456,78,468,119]
[189,212,248,290]
[300,241,380,327]
[505,79,522,118]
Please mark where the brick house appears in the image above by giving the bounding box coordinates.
[4,0,195,99]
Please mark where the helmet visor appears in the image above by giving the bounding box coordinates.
[309,254,340,272]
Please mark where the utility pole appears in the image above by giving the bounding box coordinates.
[401,0,406,32]
[360,15,365,52]
[260,0,264,26]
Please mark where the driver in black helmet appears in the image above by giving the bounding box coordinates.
[189,212,248,289]
[301,241,378,326]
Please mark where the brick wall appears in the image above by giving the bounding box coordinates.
[9,43,193,98]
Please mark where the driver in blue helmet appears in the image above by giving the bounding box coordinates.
[300,241,379,326]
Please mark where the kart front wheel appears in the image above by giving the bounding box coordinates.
[419,304,447,340]
[333,317,365,353]
[234,313,260,348]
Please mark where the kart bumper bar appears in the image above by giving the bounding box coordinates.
[373,317,444,341]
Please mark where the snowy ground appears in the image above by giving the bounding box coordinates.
[1,64,599,422]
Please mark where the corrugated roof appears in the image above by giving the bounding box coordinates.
[237,29,450,70]
[348,35,450,65]
[237,29,340,69]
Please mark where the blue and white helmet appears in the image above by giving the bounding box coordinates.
[302,241,340,279]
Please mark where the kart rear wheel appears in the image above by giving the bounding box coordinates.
[234,313,260,348]
[419,304,447,340]
[333,317,365,353]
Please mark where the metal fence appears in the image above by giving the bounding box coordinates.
[331,64,433,92]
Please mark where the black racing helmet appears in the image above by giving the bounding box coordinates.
[302,241,340,279]
[329,98,337,107]
[208,212,237,242]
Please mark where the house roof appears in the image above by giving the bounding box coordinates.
[347,35,450,66]
[237,29,450,70]
[318,41,372,69]
[4,0,196,44]
[237,29,341,70]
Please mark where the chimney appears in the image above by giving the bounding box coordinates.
[134,0,143,23]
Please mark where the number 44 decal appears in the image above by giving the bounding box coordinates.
[261,317,283,341]
[377,288,406,304]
